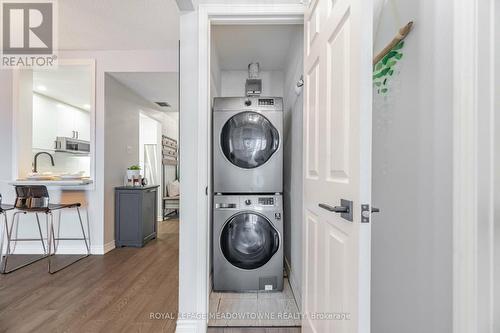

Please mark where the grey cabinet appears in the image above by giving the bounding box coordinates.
[115,186,159,247]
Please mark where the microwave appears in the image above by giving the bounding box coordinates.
[54,137,91,155]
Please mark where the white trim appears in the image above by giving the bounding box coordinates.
[11,69,22,181]
[177,4,304,333]
[285,257,302,312]
[4,242,110,255]
[197,6,210,330]
[175,320,204,333]
[453,0,496,332]
[102,240,116,254]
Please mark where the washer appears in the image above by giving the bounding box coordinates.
[213,194,284,292]
[213,97,283,193]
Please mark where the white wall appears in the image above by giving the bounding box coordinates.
[282,25,303,309]
[162,112,179,141]
[210,39,221,101]
[220,70,284,97]
[371,1,453,332]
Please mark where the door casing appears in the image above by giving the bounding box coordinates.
[177,4,305,332]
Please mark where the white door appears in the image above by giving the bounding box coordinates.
[302,0,372,332]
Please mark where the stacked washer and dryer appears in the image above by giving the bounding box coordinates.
[212,96,284,292]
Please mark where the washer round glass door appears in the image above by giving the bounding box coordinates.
[220,111,279,169]
[220,212,279,270]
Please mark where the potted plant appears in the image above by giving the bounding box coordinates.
[127,165,141,181]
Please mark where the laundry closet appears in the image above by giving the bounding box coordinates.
[209,24,304,327]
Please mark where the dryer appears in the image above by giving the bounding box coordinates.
[213,97,283,193]
[213,194,283,292]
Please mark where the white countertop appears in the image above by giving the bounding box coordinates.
[8,179,94,190]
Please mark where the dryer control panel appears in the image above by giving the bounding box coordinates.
[213,97,283,112]
[239,195,281,210]
[258,197,275,206]
[213,194,282,210]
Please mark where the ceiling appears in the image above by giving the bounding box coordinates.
[33,65,92,110]
[58,0,179,50]
[109,72,179,112]
[212,25,302,71]
[199,0,302,3]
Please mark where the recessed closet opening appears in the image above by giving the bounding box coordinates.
[208,23,304,328]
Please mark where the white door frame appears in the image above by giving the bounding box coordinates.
[452,0,496,332]
[176,4,304,333]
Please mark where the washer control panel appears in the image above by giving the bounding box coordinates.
[258,98,275,106]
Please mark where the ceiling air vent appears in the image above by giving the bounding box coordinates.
[155,102,171,107]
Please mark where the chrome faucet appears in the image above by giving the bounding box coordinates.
[33,152,55,173]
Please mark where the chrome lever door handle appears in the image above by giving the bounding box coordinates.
[318,199,353,222]
[318,203,349,213]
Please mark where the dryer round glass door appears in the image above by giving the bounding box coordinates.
[220,111,279,169]
[220,212,279,270]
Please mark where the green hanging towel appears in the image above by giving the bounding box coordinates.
[373,40,405,95]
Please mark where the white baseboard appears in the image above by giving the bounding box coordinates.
[4,241,115,255]
[285,257,302,312]
[175,319,206,333]
[102,240,116,254]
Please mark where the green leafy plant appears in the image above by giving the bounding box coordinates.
[373,40,405,95]
[128,165,141,170]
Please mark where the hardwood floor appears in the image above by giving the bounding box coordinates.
[0,219,179,333]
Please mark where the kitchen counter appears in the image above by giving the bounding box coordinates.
[8,179,94,190]
[114,185,159,190]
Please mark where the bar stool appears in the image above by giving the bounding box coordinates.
[3,186,90,274]
[0,194,15,271]
[1,189,49,274]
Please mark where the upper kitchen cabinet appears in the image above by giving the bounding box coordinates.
[32,94,91,150]
[32,64,93,151]
[20,60,96,177]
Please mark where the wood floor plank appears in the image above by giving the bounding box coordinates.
[207,328,301,333]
